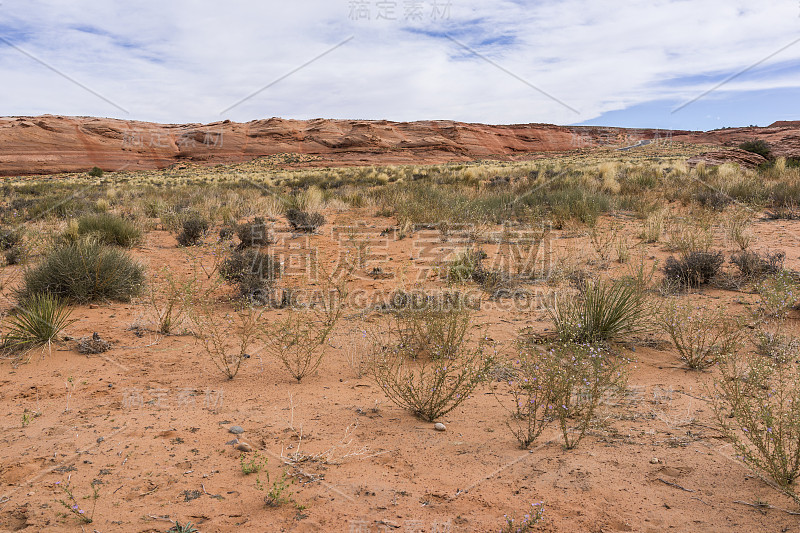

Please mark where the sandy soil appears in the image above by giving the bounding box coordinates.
[2,207,800,532]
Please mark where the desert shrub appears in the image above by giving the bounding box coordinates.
[657,300,742,369]
[219,223,235,241]
[755,271,799,318]
[259,295,343,382]
[176,215,210,246]
[18,240,145,303]
[371,338,493,422]
[77,213,141,247]
[755,329,800,364]
[693,188,732,211]
[1,228,26,265]
[739,139,772,159]
[722,209,754,251]
[371,303,494,421]
[88,166,104,177]
[731,250,784,280]
[146,268,205,335]
[767,180,800,211]
[0,228,22,250]
[496,347,559,449]
[534,188,611,228]
[547,278,650,343]
[547,342,627,449]
[235,216,274,248]
[190,305,260,379]
[445,247,515,298]
[715,351,800,502]
[388,294,472,361]
[219,248,281,304]
[663,250,724,288]
[1,294,75,355]
[446,248,487,284]
[4,246,26,266]
[286,209,325,232]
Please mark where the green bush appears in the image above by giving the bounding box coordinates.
[77,213,141,247]
[739,139,772,159]
[18,240,146,303]
[2,294,75,354]
[88,166,104,178]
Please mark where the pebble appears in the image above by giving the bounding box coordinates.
[96,437,104,443]
[434,423,446,432]
[650,458,660,464]
[235,442,253,453]
[229,426,245,435]
[225,439,239,446]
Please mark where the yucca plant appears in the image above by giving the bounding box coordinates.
[2,294,75,354]
[547,278,650,343]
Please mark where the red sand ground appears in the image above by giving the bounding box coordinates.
[2,206,800,532]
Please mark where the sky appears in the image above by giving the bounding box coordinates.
[0,1,799,131]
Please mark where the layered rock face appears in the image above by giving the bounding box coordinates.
[1,115,798,176]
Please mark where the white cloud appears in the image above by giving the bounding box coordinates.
[0,0,798,126]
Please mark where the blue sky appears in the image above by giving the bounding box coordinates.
[0,0,799,131]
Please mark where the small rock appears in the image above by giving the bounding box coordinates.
[225,439,239,445]
[229,426,245,435]
[235,442,253,452]
[96,437,104,443]
[650,458,660,464]
[434,423,446,432]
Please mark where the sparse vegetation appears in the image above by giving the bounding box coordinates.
[235,216,274,248]
[219,247,281,304]
[3,146,800,529]
[500,502,545,532]
[371,300,494,421]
